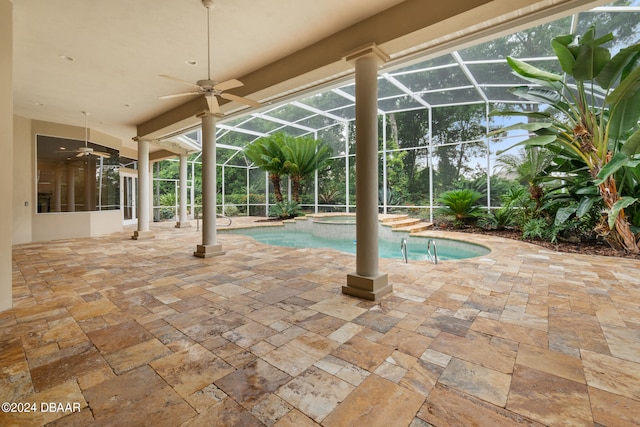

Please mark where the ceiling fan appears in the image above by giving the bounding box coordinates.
[63,112,110,158]
[159,0,260,114]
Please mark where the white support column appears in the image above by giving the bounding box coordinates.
[194,112,224,258]
[175,153,191,228]
[132,138,154,240]
[343,44,392,301]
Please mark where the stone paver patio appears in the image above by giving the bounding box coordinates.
[2,217,640,426]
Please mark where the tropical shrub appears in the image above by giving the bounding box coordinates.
[522,218,548,240]
[437,189,486,227]
[269,201,301,220]
[157,193,176,220]
[491,25,640,252]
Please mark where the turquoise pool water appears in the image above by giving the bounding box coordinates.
[222,226,489,261]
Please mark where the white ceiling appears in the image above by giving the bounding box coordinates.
[11,0,610,148]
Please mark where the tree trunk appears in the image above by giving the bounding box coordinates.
[291,176,301,203]
[270,174,283,203]
[599,176,639,253]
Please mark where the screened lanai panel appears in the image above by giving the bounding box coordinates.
[216,130,257,148]
[482,87,531,103]
[378,96,426,112]
[334,83,355,97]
[377,79,407,98]
[392,66,471,92]
[327,105,356,121]
[265,103,316,122]
[421,88,483,106]
[235,116,283,134]
[272,126,312,137]
[246,167,266,216]
[576,10,640,48]
[298,90,353,111]
[224,150,250,167]
[318,125,347,155]
[217,146,244,164]
[221,115,255,129]
[297,114,344,130]
[394,55,457,74]
[464,62,526,86]
[457,18,573,60]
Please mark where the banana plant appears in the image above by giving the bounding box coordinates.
[491,25,640,252]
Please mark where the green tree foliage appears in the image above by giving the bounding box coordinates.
[492,25,640,252]
[432,105,487,194]
[281,135,331,203]
[245,132,331,204]
[243,133,288,202]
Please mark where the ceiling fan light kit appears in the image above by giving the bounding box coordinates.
[76,111,110,158]
[158,0,260,114]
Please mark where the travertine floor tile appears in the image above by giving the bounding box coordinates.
[589,386,640,427]
[150,343,234,397]
[418,384,543,427]
[215,359,291,410]
[438,357,511,407]
[5,219,640,426]
[276,366,353,423]
[506,364,592,426]
[322,374,423,427]
[582,350,640,401]
[330,335,394,372]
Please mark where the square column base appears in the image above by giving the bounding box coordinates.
[194,244,225,258]
[175,221,191,228]
[131,230,154,240]
[343,272,391,301]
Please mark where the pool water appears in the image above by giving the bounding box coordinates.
[223,227,489,261]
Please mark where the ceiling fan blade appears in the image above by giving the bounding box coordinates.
[220,92,261,108]
[159,74,200,88]
[93,151,111,158]
[76,152,86,158]
[214,79,243,92]
[159,91,200,100]
[207,95,220,113]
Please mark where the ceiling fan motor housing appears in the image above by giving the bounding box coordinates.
[196,79,218,92]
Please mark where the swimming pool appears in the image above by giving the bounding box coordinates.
[221,221,490,261]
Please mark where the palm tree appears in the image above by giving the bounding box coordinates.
[281,135,331,203]
[243,133,288,203]
[495,146,554,208]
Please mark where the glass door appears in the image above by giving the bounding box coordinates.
[121,172,137,225]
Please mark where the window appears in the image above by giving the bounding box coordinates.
[36,135,120,213]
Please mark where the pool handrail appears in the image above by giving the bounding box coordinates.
[400,237,408,263]
[427,239,438,264]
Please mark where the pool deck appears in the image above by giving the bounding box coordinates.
[3,216,640,426]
